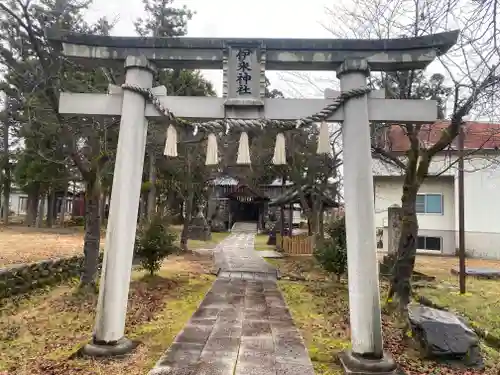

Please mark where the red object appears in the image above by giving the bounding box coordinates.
[79,197,85,216]
[377,121,500,152]
[71,193,86,217]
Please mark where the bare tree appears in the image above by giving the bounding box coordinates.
[325,0,500,313]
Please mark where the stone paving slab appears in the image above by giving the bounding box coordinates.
[258,250,285,259]
[149,233,314,375]
[214,233,277,275]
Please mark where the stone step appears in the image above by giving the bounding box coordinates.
[231,221,257,233]
[218,270,278,281]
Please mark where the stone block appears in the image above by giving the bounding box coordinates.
[338,351,398,375]
[195,359,235,375]
[210,322,242,338]
[242,320,272,336]
[187,214,211,241]
[408,305,483,368]
[275,362,315,375]
[156,343,204,367]
[0,254,102,299]
[234,361,276,375]
[174,324,213,345]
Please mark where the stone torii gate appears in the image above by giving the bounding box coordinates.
[50,31,457,373]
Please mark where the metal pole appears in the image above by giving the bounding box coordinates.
[458,123,466,294]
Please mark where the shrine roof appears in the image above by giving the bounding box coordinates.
[211,176,239,186]
[269,185,338,208]
[48,30,459,71]
[225,184,269,200]
[209,176,293,187]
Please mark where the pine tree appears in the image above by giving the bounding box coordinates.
[0,0,118,288]
[133,0,215,253]
[134,0,193,37]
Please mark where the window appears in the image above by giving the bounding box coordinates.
[19,196,28,213]
[416,194,443,214]
[417,236,442,251]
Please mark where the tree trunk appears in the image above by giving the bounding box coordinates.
[99,190,106,226]
[80,178,101,289]
[60,185,68,226]
[46,189,56,228]
[2,114,9,224]
[147,152,156,221]
[311,196,322,241]
[2,169,9,224]
[309,214,318,238]
[180,151,192,251]
[71,181,76,219]
[139,194,147,221]
[36,194,45,228]
[180,191,194,251]
[390,179,419,311]
[26,186,39,226]
[319,207,325,239]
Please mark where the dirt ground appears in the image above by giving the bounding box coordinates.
[0,254,214,375]
[0,225,228,268]
[0,226,90,268]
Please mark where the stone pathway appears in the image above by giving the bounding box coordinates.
[149,231,315,375]
[257,250,284,259]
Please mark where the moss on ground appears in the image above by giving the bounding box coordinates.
[254,233,275,251]
[276,256,500,375]
[279,280,350,375]
[170,225,230,250]
[0,257,213,375]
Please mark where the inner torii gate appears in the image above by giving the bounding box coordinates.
[50,31,458,373]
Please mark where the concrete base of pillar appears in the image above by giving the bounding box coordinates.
[79,337,139,358]
[338,350,400,375]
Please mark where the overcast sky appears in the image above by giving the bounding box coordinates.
[84,0,359,97]
[83,0,450,101]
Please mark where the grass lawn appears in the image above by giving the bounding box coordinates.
[170,225,230,250]
[187,232,230,250]
[275,256,500,375]
[0,254,214,375]
[254,233,274,251]
[414,255,500,340]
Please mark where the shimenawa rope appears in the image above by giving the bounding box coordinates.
[121,83,371,164]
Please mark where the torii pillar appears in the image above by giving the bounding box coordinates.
[49,30,458,372]
[85,56,155,356]
[337,59,395,373]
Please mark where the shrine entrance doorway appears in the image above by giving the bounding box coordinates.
[230,199,259,223]
[225,185,268,229]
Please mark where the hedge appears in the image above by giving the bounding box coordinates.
[0,254,103,299]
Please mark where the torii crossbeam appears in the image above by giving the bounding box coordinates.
[49,30,458,374]
[59,87,437,123]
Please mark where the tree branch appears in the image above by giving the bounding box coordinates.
[427,64,500,158]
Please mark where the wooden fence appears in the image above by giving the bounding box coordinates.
[277,233,315,255]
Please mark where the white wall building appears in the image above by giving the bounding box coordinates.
[2,186,77,219]
[373,152,500,259]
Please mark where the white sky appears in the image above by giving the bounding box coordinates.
[84,0,449,98]
[84,0,430,98]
